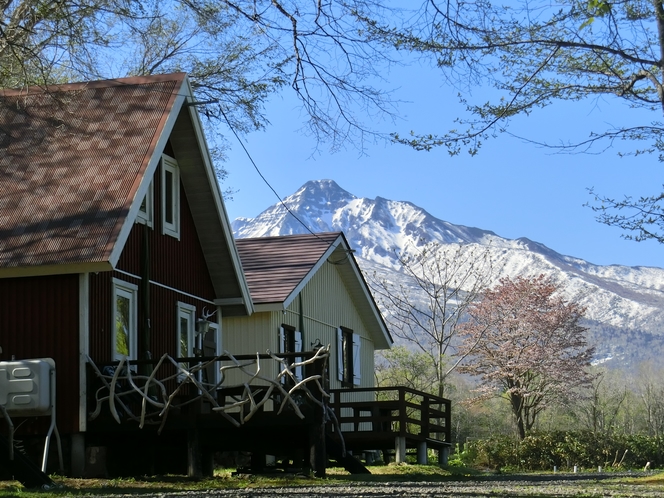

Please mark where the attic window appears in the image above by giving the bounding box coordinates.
[136,180,153,227]
[161,154,180,239]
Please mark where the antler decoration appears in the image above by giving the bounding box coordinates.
[87,345,330,432]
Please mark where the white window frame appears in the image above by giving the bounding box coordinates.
[161,154,180,239]
[352,332,361,386]
[207,320,221,387]
[176,302,196,383]
[337,327,361,386]
[337,328,344,383]
[279,325,303,382]
[177,301,196,359]
[112,279,138,361]
[136,180,154,228]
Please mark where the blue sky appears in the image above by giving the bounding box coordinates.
[218,62,663,269]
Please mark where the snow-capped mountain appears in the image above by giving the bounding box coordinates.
[233,179,664,367]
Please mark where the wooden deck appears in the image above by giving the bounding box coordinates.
[329,387,452,464]
[85,354,452,475]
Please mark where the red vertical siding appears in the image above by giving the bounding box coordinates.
[117,160,216,299]
[90,158,216,366]
[89,272,113,362]
[89,272,213,363]
[0,274,80,434]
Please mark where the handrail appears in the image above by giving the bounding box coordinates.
[330,385,450,405]
[328,386,451,444]
[93,351,317,369]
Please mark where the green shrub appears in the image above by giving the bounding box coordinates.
[448,443,478,467]
[461,431,664,471]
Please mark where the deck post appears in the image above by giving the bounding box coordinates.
[395,387,408,463]
[417,441,428,465]
[202,447,214,477]
[421,395,430,438]
[438,446,450,466]
[309,351,327,477]
[70,433,85,477]
[187,428,202,478]
[395,437,407,463]
[308,417,326,477]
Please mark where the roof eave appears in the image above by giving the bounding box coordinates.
[0,261,113,279]
[277,233,393,349]
[281,235,343,310]
[253,302,286,312]
[335,234,393,349]
[103,74,253,316]
[108,76,187,269]
[179,77,253,316]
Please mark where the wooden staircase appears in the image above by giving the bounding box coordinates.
[325,433,371,474]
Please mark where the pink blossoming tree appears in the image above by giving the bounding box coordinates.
[459,275,595,439]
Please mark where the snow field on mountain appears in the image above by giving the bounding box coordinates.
[232,180,664,366]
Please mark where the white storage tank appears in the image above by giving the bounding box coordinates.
[0,358,54,416]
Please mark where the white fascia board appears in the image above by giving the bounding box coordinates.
[181,78,254,316]
[109,79,188,268]
[214,297,246,307]
[281,235,343,310]
[253,302,286,313]
[0,261,112,279]
[344,247,393,350]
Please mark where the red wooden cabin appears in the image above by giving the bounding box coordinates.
[0,73,254,477]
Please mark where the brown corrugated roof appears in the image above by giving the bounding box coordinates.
[236,231,393,348]
[235,232,341,304]
[0,74,184,270]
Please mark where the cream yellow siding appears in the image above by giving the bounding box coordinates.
[220,312,281,386]
[222,260,379,397]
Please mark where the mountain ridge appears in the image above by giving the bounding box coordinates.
[233,179,664,367]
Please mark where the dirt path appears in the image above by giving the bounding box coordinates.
[96,474,663,498]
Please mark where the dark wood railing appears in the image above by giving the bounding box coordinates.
[329,386,451,448]
[87,351,329,425]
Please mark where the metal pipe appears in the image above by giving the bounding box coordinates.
[0,404,14,460]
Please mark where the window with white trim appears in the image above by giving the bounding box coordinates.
[202,321,221,388]
[136,180,154,227]
[112,279,138,361]
[177,302,196,381]
[161,154,180,239]
[337,327,361,386]
[279,325,303,382]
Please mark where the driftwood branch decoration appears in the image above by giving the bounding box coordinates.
[86,345,330,429]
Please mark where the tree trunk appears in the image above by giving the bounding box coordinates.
[510,393,526,439]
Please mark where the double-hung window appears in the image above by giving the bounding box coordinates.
[161,154,180,239]
[279,325,303,382]
[337,327,361,386]
[112,279,138,361]
[202,321,221,388]
[177,302,196,381]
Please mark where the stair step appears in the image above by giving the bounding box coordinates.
[325,434,371,475]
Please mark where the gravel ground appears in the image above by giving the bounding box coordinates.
[91,474,664,498]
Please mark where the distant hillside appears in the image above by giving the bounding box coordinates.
[233,179,664,368]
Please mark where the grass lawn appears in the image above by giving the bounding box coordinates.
[0,465,662,497]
